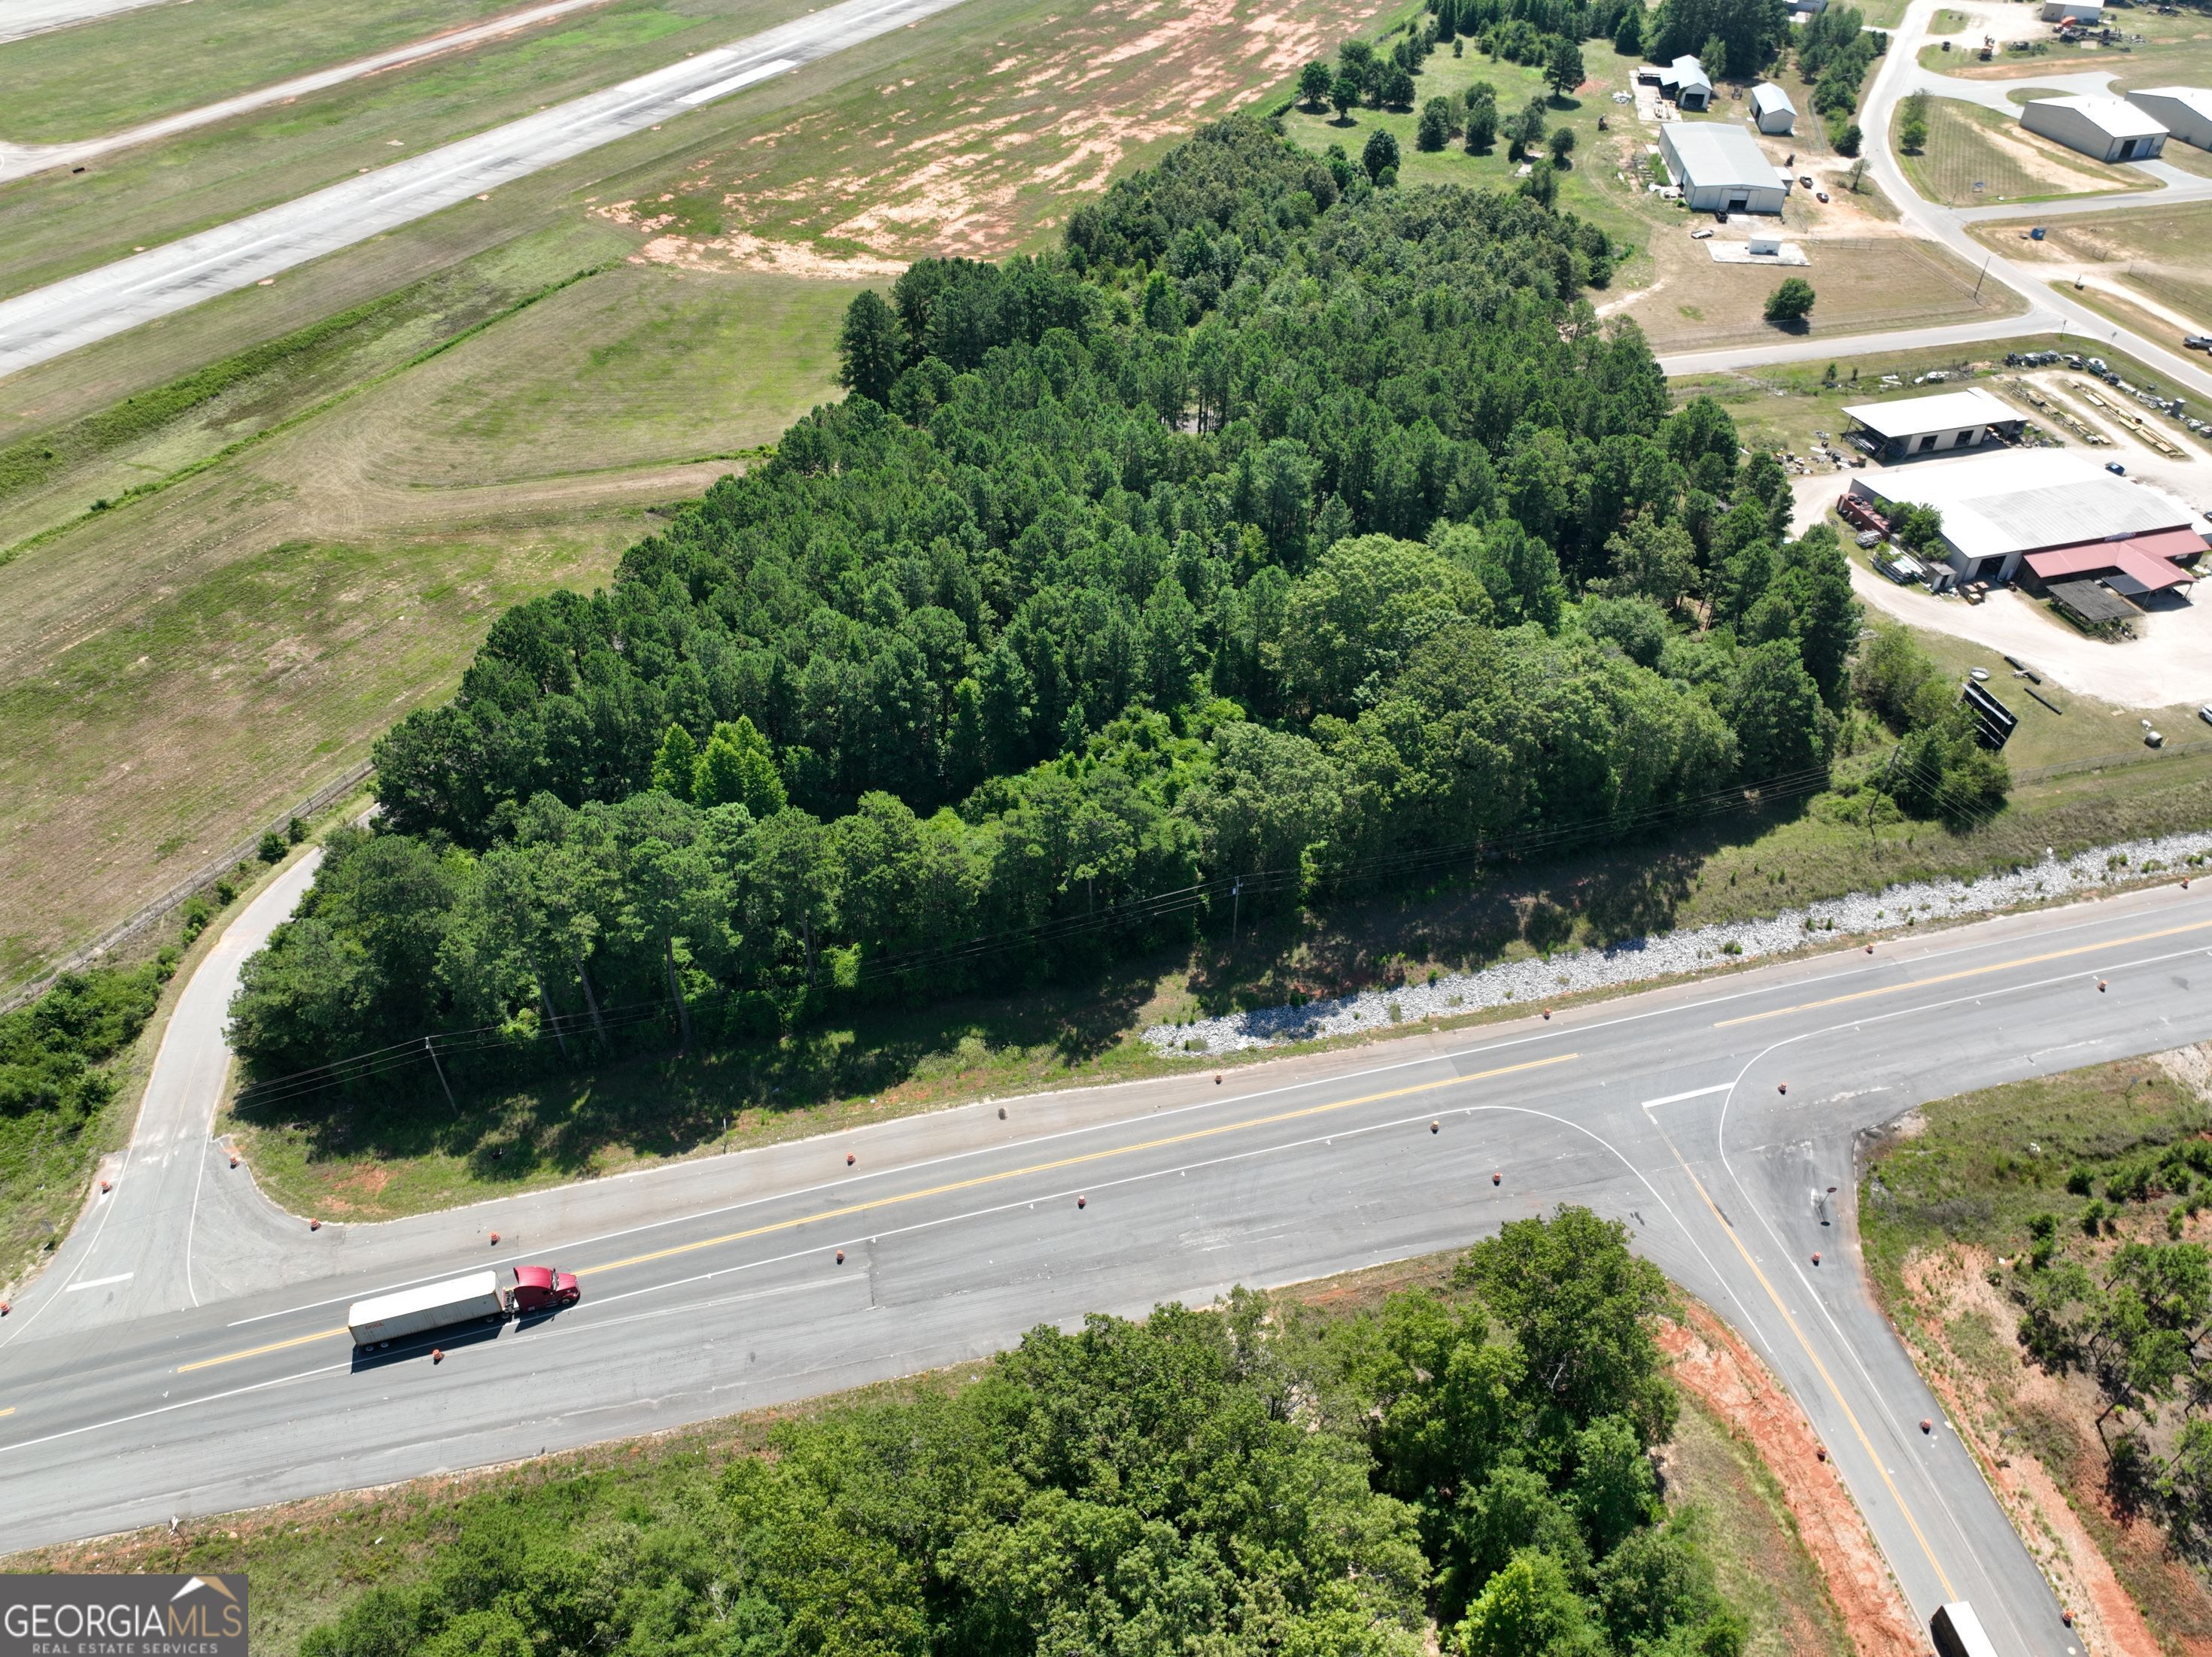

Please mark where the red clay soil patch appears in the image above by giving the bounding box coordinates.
[599,0,1393,276]
[1900,1247,2207,1657]
[1661,1300,1925,1657]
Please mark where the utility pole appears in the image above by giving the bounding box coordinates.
[424,1036,457,1113]
[1870,746,1901,856]
[1231,876,1243,949]
[1973,253,1989,299]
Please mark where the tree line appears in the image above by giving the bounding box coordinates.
[226,110,1995,1086]
[298,1209,1746,1657]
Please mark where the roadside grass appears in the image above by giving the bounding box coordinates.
[1898,95,2147,207]
[1664,1388,1856,1657]
[0,0,558,143]
[0,824,339,1297]
[1931,8,1970,34]
[0,0,816,302]
[0,1248,1854,1657]
[1860,1056,2212,1654]
[223,752,2212,1223]
[1967,202,2212,344]
[0,257,852,986]
[1633,235,2021,352]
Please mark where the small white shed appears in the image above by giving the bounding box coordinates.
[2040,0,2103,19]
[1750,82,1797,134]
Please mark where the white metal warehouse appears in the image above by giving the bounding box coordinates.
[2021,94,2168,162]
[1750,83,1797,134]
[2126,86,2212,149]
[1658,122,1787,213]
[1840,387,2025,460]
[1657,54,1712,110]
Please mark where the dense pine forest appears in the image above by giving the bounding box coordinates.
[296,1212,1742,1657]
[225,113,1983,1081]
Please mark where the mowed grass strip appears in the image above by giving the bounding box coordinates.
[0,0,564,143]
[0,0,814,302]
[0,259,852,984]
[1899,95,2147,206]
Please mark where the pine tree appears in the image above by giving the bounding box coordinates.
[651,724,700,803]
[693,718,787,818]
[836,290,902,405]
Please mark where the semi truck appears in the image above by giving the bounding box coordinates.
[1929,1603,1998,1657]
[347,1264,579,1346]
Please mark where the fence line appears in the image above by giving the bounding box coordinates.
[0,759,375,1015]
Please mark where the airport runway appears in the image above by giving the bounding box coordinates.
[0,0,969,377]
[3,878,2208,1657]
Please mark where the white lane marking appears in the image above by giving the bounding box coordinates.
[225,891,2200,1329]
[64,1273,134,1292]
[676,56,798,103]
[1641,1085,1731,1111]
[0,1361,351,1460]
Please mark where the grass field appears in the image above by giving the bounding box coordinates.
[1861,1055,2212,1657]
[0,0,573,142]
[0,253,855,985]
[1898,95,2147,207]
[0,0,1381,991]
[1968,201,2212,344]
[0,1248,1860,1657]
[0,0,816,302]
[1278,37,1646,251]
[1632,235,2022,351]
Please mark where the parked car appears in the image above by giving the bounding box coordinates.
[1799,175,1814,187]
[2107,461,2127,475]
[2185,335,2212,351]
[2198,705,2212,729]
[1855,529,1883,548]
[1715,210,1729,223]
[1816,190,1830,202]
[1690,226,1715,238]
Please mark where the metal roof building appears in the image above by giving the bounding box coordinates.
[1846,448,2207,588]
[2021,94,2168,162]
[1658,121,1786,213]
[1750,82,1797,133]
[1659,54,1712,109]
[1840,387,2025,460]
[2126,86,2212,149]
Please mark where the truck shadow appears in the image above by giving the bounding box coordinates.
[348,1315,509,1373]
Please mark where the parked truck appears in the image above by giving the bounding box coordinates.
[347,1264,579,1346]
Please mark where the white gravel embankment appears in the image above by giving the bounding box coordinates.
[1142,829,2212,1058]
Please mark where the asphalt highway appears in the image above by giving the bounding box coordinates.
[0,0,172,44]
[0,0,971,376]
[3,880,2209,1657]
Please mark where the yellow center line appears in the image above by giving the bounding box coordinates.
[576,1052,1579,1274]
[177,1326,349,1374]
[1652,1127,1955,1599]
[172,1052,1575,1375]
[1715,915,2212,1029]
[0,1406,14,1419]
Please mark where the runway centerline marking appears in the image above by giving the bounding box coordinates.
[1648,1121,1957,1600]
[166,1052,1575,1375]
[1714,916,2212,1029]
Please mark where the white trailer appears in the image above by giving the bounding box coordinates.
[1929,1604,1998,1657]
[348,1270,509,1346]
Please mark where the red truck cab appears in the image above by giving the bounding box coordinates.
[509,1264,580,1313]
